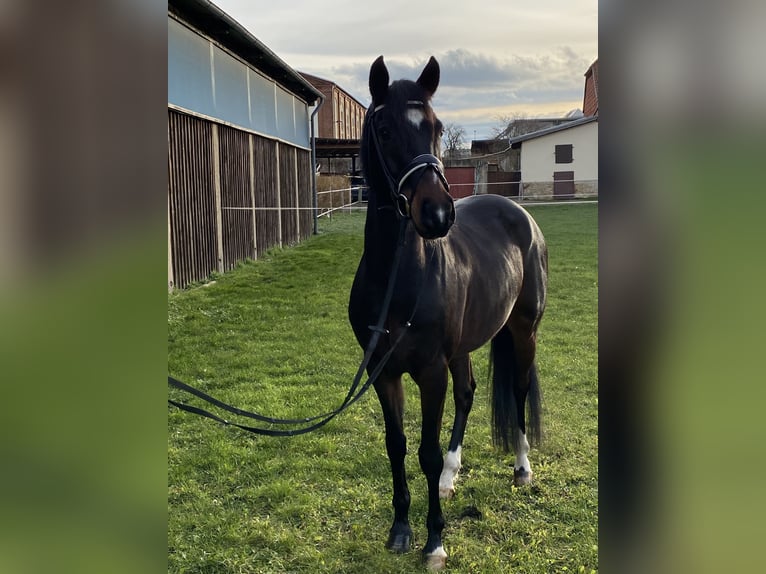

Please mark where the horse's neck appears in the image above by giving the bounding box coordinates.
[363,188,419,279]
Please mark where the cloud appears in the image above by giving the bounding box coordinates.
[359,47,589,89]
[210,0,596,139]
[331,47,591,126]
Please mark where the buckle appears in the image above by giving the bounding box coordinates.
[394,194,411,219]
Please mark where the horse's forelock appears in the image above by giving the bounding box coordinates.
[388,79,431,106]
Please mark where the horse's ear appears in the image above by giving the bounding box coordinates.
[369,55,389,104]
[416,56,440,97]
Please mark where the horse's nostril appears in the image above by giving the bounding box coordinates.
[418,202,453,238]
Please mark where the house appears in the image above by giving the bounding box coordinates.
[453,58,599,202]
[509,116,598,200]
[454,119,583,199]
[167,0,322,289]
[510,59,599,200]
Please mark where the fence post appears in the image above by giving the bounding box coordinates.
[211,123,224,273]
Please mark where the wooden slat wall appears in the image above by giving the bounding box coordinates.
[168,111,218,289]
[253,136,279,258]
[278,143,298,246]
[487,170,522,197]
[218,124,254,270]
[168,109,317,289]
[297,149,313,240]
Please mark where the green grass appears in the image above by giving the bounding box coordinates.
[168,203,597,573]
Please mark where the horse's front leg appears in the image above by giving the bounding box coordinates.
[415,363,449,570]
[373,371,412,552]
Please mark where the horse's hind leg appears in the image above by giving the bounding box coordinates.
[439,355,476,499]
[508,303,544,486]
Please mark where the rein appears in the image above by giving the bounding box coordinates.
[169,101,443,437]
[168,218,432,437]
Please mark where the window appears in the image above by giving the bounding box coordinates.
[555,144,573,163]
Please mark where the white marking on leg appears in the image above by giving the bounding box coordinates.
[439,446,461,499]
[514,432,531,473]
[407,108,425,128]
[425,545,448,570]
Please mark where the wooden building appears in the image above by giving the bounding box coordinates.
[300,72,366,140]
[299,72,367,175]
[167,0,322,289]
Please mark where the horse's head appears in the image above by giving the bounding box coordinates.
[362,55,455,239]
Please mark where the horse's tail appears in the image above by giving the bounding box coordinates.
[489,327,543,452]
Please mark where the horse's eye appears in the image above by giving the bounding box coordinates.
[379,127,391,142]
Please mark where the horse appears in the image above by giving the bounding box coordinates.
[348,55,548,570]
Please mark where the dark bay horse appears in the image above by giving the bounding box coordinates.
[348,55,548,570]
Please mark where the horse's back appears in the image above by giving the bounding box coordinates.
[453,193,547,312]
[456,194,548,327]
[451,194,545,257]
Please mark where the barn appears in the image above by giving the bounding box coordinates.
[168,0,323,289]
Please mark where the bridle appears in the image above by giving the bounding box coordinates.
[367,101,450,219]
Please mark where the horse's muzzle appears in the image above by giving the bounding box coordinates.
[403,159,455,238]
[419,196,455,239]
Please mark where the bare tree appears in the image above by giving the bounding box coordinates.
[442,123,466,157]
[491,112,527,139]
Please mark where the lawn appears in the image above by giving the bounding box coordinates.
[168,203,597,573]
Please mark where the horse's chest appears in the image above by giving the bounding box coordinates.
[351,284,445,367]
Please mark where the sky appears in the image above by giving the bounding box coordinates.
[212,0,597,141]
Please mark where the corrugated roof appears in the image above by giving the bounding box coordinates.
[168,0,322,105]
[507,116,598,145]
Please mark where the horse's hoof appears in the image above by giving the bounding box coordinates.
[424,546,448,571]
[439,485,455,499]
[513,468,533,486]
[386,531,412,553]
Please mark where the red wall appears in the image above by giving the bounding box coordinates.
[444,167,474,199]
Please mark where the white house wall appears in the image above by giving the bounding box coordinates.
[520,120,598,197]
